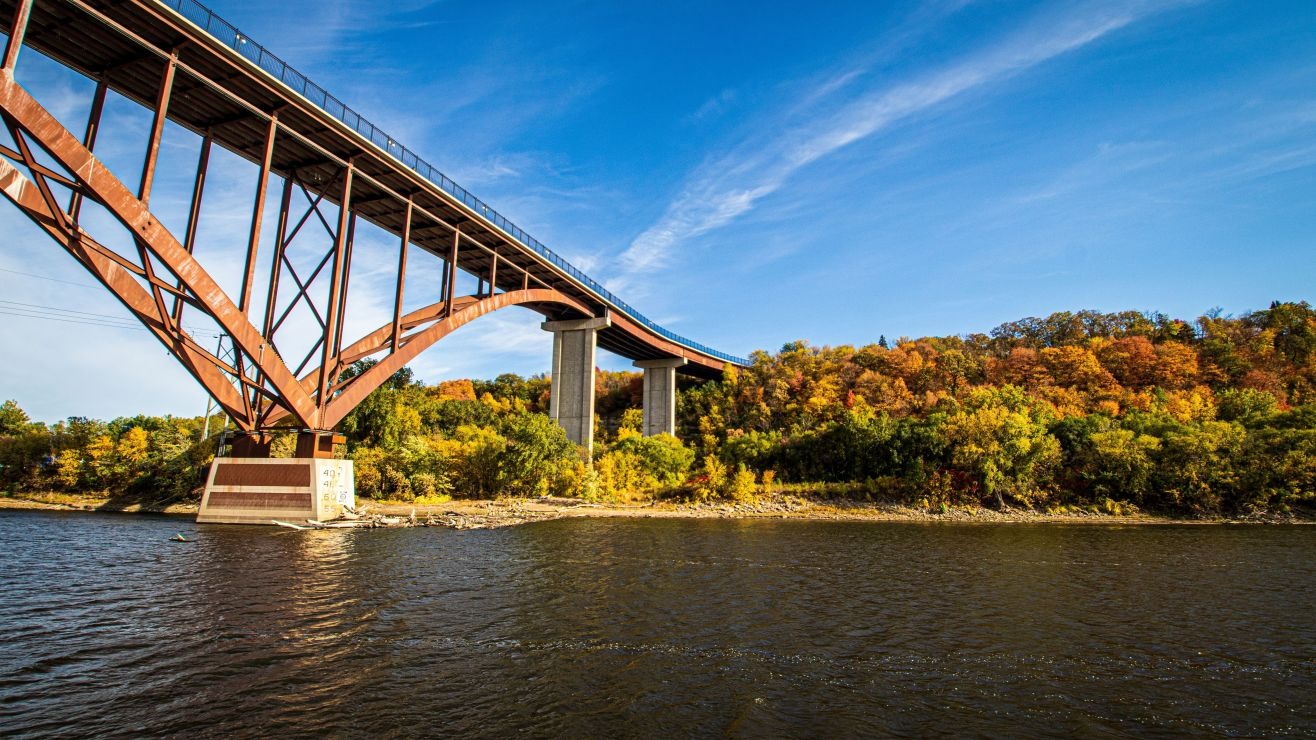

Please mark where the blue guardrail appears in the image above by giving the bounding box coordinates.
[161,0,749,367]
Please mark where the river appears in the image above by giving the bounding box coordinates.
[0,510,1312,737]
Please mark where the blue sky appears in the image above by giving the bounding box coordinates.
[1,0,1313,422]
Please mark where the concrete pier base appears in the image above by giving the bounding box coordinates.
[634,357,687,437]
[542,312,610,453]
[198,433,354,524]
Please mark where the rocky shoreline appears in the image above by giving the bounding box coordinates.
[2,491,1307,528]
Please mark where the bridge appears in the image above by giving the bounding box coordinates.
[0,0,746,522]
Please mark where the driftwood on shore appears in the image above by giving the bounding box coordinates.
[272,503,505,531]
[274,504,417,530]
[268,497,613,531]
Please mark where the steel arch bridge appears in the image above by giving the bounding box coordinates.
[0,0,746,453]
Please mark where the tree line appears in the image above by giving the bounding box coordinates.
[1,301,1313,517]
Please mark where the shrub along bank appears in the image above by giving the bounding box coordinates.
[2,302,1314,518]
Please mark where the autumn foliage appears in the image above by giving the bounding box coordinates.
[1,302,1313,517]
[679,302,1316,515]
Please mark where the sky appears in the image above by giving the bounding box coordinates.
[0,0,1313,423]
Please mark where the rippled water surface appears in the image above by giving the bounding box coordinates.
[1,510,1313,737]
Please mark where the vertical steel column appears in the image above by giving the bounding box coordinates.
[438,243,450,303]
[1,0,33,71]
[138,54,177,207]
[238,113,278,315]
[121,54,176,336]
[317,163,354,408]
[182,135,213,254]
[261,174,294,337]
[390,199,412,352]
[172,133,212,323]
[488,249,497,296]
[332,212,357,358]
[68,78,107,223]
[445,230,459,317]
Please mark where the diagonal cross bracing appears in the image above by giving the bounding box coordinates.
[0,0,745,440]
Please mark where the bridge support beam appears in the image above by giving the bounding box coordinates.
[634,357,687,437]
[197,457,354,525]
[542,313,611,453]
[197,430,353,525]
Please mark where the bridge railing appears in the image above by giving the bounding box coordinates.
[160,0,749,367]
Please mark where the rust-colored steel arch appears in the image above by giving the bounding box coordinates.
[0,153,255,426]
[0,68,595,434]
[0,0,742,444]
[265,288,592,430]
[0,68,318,429]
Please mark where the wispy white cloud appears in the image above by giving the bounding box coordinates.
[686,89,738,124]
[612,1,1181,292]
[990,93,1316,227]
[1006,140,1174,206]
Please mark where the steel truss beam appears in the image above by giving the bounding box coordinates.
[2,0,736,389]
[0,60,593,436]
[264,288,591,430]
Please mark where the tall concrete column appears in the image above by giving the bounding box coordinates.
[634,357,687,437]
[542,312,611,451]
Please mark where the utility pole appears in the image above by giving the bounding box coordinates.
[199,334,233,445]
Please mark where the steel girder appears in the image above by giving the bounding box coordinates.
[0,63,590,434]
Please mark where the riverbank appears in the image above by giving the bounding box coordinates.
[0,491,198,515]
[2,490,1307,527]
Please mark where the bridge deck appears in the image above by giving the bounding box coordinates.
[1,0,745,377]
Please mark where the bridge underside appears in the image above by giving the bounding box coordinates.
[0,60,607,432]
[0,0,735,443]
[0,0,730,380]
[0,0,744,522]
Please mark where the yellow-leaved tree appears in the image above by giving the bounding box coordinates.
[942,386,1060,508]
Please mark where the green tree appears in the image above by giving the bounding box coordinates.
[1078,429,1160,504]
[941,387,1060,508]
[0,400,30,435]
[1236,426,1316,513]
[341,388,421,448]
[1149,420,1246,514]
[444,425,508,498]
[611,431,695,486]
[498,413,577,497]
[1216,388,1279,427]
[1251,300,1316,366]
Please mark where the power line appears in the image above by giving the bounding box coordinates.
[1,298,144,322]
[0,307,223,338]
[0,268,233,338]
[0,299,223,337]
[0,265,100,289]
[0,306,151,332]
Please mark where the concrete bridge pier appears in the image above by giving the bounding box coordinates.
[634,357,687,437]
[542,312,612,453]
[197,431,355,525]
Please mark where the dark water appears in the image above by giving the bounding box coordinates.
[0,510,1312,737]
